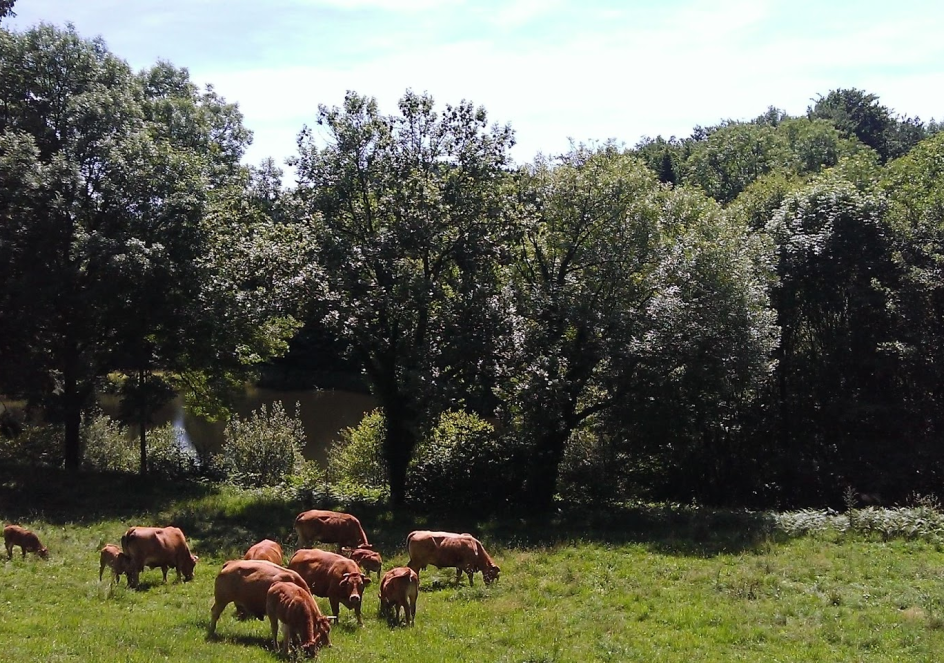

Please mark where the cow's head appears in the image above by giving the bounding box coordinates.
[301,615,332,656]
[181,553,199,582]
[116,552,133,574]
[37,546,49,560]
[339,571,370,607]
[482,564,500,585]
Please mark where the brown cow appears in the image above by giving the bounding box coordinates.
[121,526,198,588]
[244,539,283,565]
[294,509,371,552]
[3,524,48,560]
[289,548,371,626]
[407,530,500,586]
[347,546,382,580]
[99,544,133,583]
[209,559,314,636]
[266,581,332,657]
[379,566,419,626]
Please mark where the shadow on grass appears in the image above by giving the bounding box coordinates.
[0,463,779,559]
[0,463,215,524]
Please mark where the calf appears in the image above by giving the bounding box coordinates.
[347,546,382,580]
[99,544,133,583]
[244,539,283,566]
[379,566,418,626]
[289,548,371,626]
[266,581,332,657]
[3,524,48,560]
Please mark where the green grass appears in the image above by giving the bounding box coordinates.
[3,466,944,662]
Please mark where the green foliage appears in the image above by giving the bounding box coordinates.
[292,89,516,504]
[408,410,516,512]
[81,410,137,472]
[217,401,306,487]
[0,423,61,467]
[326,409,387,492]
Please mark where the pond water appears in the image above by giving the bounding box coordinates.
[101,387,377,465]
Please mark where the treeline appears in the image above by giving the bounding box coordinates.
[2,24,943,511]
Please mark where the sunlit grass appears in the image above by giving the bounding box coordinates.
[3,468,944,661]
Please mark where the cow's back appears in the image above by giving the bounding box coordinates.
[288,548,356,596]
[295,510,368,548]
[244,539,283,565]
[215,559,310,620]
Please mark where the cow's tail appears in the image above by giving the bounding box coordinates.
[120,527,137,554]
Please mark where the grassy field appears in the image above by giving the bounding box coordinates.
[3,466,944,662]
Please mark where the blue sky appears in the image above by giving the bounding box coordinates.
[7,0,944,173]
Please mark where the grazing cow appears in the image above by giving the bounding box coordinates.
[266,581,332,657]
[347,546,382,580]
[3,524,48,560]
[294,509,371,552]
[244,539,283,566]
[121,526,198,588]
[379,566,419,626]
[289,548,371,626]
[407,530,500,586]
[209,559,313,636]
[99,544,133,583]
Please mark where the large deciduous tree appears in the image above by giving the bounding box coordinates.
[0,25,305,471]
[503,146,776,509]
[291,90,514,505]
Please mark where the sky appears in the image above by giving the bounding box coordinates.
[7,0,944,174]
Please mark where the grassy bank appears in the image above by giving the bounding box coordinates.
[2,466,944,662]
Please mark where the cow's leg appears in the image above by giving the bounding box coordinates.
[269,613,279,652]
[330,597,340,621]
[454,568,463,585]
[467,570,474,587]
[99,561,106,582]
[208,600,227,636]
[408,592,416,626]
[5,542,12,559]
[21,546,26,558]
[355,602,363,626]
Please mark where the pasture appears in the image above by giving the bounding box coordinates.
[3,467,944,662]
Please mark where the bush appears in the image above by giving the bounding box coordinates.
[408,410,519,513]
[217,401,306,487]
[326,409,387,493]
[0,422,62,467]
[81,409,136,472]
[557,428,629,505]
[146,423,200,478]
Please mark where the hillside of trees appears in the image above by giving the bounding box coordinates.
[2,23,943,511]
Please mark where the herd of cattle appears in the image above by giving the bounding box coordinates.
[3,509,501,657]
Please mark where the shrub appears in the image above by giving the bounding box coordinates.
[326,409,387,492]
[81,409,136,472]
[146,423,200,478]
[217,401,306,488]
[0,422,62,467]
[408,410,518,513]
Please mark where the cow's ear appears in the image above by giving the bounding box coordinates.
[363,575,371,585]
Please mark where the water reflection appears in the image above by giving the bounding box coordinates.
[104,388,377,465]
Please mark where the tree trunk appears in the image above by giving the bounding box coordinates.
[521,428,569,512]
[383,405,415,507]
[63,363,82,469]
[138,369,148,476]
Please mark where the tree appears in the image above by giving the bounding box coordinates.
[808,88,928,163]
[503,146,776,509]
[290,90,515,505]
[0,25,305,471]
[766,176,899,503]
[881,132,944,492]
[0,0,15,22]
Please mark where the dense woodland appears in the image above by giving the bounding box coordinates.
[2,21,944,512]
